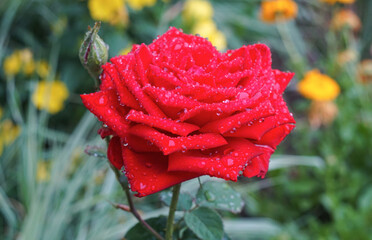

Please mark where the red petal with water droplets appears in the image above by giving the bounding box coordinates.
[107,136,124,169]
[98,126,115,138]
[273,70,294,94]
[112,63,166,118]
[168,138,273,181]
[179,92,264,122]
[128,124,227,155]
[99,68,114,90]
[102,63,141,110]
[126,109,199,136]
[243,152,271,178]
[253,124,295,149]
[134,44,152,86]
[144,85,200,109]
[200,101,275,134]
[81,89,130,138]
[121,146,200,197]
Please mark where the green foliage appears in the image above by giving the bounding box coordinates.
[125,216,167,240]
[196,181,243,213]
[160,190,193,211]
[1,0,372,239]
[184,207,224,240]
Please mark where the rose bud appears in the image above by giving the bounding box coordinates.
[79,22,109,82]
[81,27,295,197]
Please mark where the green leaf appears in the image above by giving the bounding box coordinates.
[196,181,243,213]
[185,207,224,240]
[160,190,193,211]
[125,216,166,240]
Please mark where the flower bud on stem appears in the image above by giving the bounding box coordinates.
[79,22,108,86]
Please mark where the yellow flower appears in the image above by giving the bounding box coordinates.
[331,9,361,32]
[0,137,3,157]
[192,20,227,50]
[36,60,51,78]
[1,119,21,145]
[183,0,213,23]
[298,69,340,101]
[320,0,355,4]
[88,0,128,26]
[260,0,298,23]
[3,51,22,76]
[32,80,69,114]
[36,161,51,182]
[119,45,133,55]
[19,49,35,75]
[127,0,157,10]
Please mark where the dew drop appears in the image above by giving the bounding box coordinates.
[227,158,234,166]
[168,140,176,147]
[204,191,216,202]
[145,162,152,168]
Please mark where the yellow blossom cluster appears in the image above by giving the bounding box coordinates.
[260,0,298,23]
[87,0,159,26]
[88,0,128,26]
[3,49,50,78]
[0,116,21,157]
[32,80,69,114]
[127,0,157,10]
[36,161,51,182]
[183,0,226,50]
[298,69,340,101]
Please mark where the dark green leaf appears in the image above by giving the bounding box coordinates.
[185,207,224,240]
[196,181,243,213]
[160,190,193,211]
[125,216,166,240]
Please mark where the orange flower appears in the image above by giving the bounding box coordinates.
[337,49,357,66]
[357,60,372,84]
[308,101,338,128]
[298,69,340,101]
[260,0,298,23]
[320,0,355,4]
[331,9,361,32]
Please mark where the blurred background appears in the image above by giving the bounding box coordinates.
[1,0,372,239]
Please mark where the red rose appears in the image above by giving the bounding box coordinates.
[81,27,295,197]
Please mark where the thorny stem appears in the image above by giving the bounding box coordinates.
[110,165,165,240]
[165,183,182,240]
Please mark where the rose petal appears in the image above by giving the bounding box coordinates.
[126,109,199,136]
[81,89,130,138]
[102,63,141,110]
[148,64,186,88]
[179,91,265,122]
[134,44,152,86]
[243,152,271,178]
[168,138,273,181]
[272,70,294,94]
[121,145,200,197]
[144,85,200,108]
[200,101,275,134]
[111,60,166,118]
[99,68,114,90]
[98,126,115,138]
[253,124,295,149]
[128,124,227,155]
[107,136,124,169]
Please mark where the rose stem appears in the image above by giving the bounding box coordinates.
[109,165,165,240]
[165,183,182,240]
